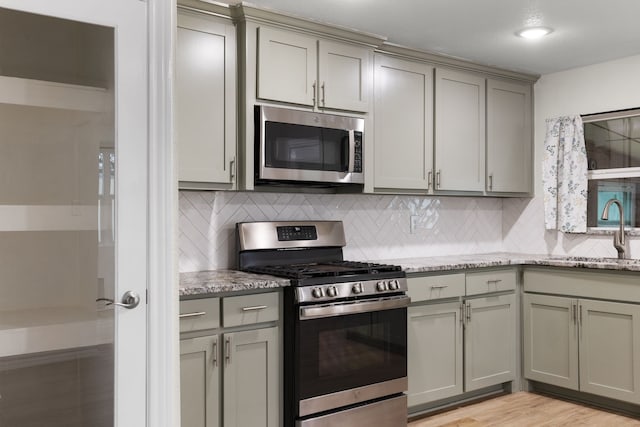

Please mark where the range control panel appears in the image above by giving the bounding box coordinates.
[296,277,408,304]
[277,225,318,241]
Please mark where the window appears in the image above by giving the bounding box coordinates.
[584,109,640,228]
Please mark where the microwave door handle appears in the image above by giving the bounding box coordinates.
[348,129,356,173]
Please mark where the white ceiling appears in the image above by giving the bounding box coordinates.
[228,0,640,76]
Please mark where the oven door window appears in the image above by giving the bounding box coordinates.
[296,307,407,400]
[265,121,349,172]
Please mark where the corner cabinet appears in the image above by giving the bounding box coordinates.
[176,8,237,190]
[179,292,281,427]
[373,54,434,191]
[523,268,640,405]
[257,26,372,112]
[434,68,486,192]
[407,269,517,410]
[486,79,532,194]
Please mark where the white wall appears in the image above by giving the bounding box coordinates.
[503,54,640,257]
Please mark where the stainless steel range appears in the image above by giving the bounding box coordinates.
[237,220,409,427]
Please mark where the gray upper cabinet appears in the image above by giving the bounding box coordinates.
[257,26,371,112]
[486,79,532,194]
[434,68,486,192]
[373,54,433,191]
[176,9,237,190]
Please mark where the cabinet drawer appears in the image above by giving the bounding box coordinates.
[466,269,516,295]
[179,298,220,332]
[407,273,465,302]
[223,292,279,327]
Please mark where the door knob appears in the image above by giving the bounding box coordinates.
[96,291,141,309]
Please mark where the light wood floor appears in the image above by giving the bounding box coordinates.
[408,392,640,426]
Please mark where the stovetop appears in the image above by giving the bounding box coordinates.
[245,260,402,280]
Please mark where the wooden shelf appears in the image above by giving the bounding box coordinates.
[0,306,112,357]
[0,75,108,112]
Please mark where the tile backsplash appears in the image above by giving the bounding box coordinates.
[179,191,504,272]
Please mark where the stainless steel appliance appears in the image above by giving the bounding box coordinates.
[255,106,364,187]
[237,221,409,427]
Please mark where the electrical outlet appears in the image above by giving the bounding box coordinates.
[410,215,419,234]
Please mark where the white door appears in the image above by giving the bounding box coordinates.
[0,1,148,426]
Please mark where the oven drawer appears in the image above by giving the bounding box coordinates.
[179,298,220,332]
[407,273,465,302]
[223,292,279,327]
[466,269,516,295]
[297,394,407,427]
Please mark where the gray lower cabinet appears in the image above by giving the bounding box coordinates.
[464,293,516,392]
[181,335,220,427]
[222,327,279,427]
[407,270,516,410]
[179,292,280,427]
[408,301,463,405]
[523,292,640,404]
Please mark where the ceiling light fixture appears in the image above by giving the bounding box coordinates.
[516,26,553,39]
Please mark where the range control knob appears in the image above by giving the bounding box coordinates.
[352,283,363,294]
[388,280,399,290]
[311,287,325,298]
[377,281,388,291]
[326,286,338,297]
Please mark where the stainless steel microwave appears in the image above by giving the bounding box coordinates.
[255,106,364,186]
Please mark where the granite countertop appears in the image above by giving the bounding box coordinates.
[179,270,290,297]
[381,252,640,274]
[179,253,640,297]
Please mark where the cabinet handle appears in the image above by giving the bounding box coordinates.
[212,338,218,367]
[571,304,576,325]
[230,158,236,182]
[427,170,433,190]
[179,311,206,319]
[242,305,268,312]
[436,170,441,188]
[312,80,317,106]
[486,279,502,284]
[321,81,325,106]
[430,285,448,290]
[488,173,493,191]
[466,302,471,323]
[225,337,231,364]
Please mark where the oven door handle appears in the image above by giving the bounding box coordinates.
[299,295,411,320]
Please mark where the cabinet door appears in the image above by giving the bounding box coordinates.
[464,294,516,391]
[523,294,579,390]
[434,68,485,192]
[579,299,640,404]
[407,301,463,407]
[177,10,236,187]
[181,335,220,427]
[318,40,371,112]
[223,327,279,427]
[486,79,532,193]
[373,55,434,191]
[257,26,317,106]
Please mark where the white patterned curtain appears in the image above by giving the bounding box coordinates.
[543,115,588,233]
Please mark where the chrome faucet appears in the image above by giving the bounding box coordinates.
[601,198,626,259]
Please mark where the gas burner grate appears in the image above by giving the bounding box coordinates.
[247,261,402,279]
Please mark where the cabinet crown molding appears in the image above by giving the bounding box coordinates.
[230,1,387,47]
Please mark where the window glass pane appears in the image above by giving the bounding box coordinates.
[587,178,639,227]
[585,115,640,170]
